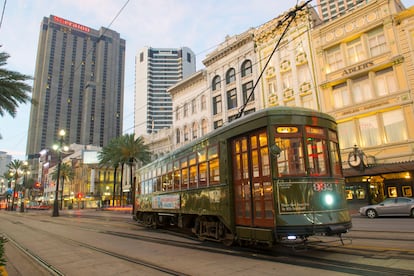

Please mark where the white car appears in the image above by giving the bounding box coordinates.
[359,197,414,219]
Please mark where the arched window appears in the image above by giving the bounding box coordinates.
[226,68,236,84]
[192,122,198,139]
[241,60,252,77]
[212,75,221,91]
[201,119,208,136]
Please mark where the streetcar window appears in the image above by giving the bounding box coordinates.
[328,130,342,177]
[181,157,189,190]
[261,147,270,176]
[199,162,207,187]
[209,158,220,185]
[208,145,218,160]
[274,136,305,176]
[305,127,328,176]
[208,145,220,185]
[156,165,162,192]
[189,153,197,189]
[259,132,270,176]
[251,136,260,178]
[166,163,173,192]
[161,164,169,192]
[306,138,328,176]
[173,160,180,191]
[198,149,207,187]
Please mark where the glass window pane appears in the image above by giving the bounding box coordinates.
[359,115,381,147]
[383,109,407,143]
[199,162,207,187]
[208,145,218,160]
[209,159,220,185]
[275,137,305,176]
[338,121,356,149]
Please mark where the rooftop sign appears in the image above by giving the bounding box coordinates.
[52,15,91,33]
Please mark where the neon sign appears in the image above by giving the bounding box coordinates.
[53,16,90,33]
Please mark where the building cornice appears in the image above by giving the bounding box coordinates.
[168,70,206,96]
[202,29,255,67]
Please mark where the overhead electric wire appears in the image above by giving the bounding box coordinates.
[0,0,6,31]
[237,0,312,118]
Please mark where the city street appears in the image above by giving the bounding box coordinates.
[0,209,413,276]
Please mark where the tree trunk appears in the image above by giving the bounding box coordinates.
[112,166,117,207]
[120,163,124,207]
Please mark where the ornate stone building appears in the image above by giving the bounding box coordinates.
[254,5,322,110]
[203,29,259,129]
[311,0,413,207]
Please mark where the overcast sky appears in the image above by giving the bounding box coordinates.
[1,0,413,160]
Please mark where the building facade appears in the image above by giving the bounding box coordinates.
[0,151,12,194]
[134,47,196,136]
[203,29,259,129]
[312,0,413,208]
[138,0,414,211]
[169,70,209,149]
[254,5,322,111]
[26,15,125,159]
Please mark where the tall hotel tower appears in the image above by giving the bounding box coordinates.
[316,0,366,21]
[135,47,196,135]
[26,15,125,156]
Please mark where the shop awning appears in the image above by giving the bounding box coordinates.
[344,160,414,177]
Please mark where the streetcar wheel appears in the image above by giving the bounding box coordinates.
[366,209,377,219]
[222,238,234,247]
[144,213,156,228]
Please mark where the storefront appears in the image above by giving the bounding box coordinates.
[344,161,414,211]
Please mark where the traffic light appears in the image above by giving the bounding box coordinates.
[77,193,83,199]
[34,182,41,189]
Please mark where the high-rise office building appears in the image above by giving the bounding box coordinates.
[26,15,125,157]
[135,47,196,135]
[316,0,367,21]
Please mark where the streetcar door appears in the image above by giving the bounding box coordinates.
[232,130,274,227]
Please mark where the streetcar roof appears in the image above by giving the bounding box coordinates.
[140,106,336,170]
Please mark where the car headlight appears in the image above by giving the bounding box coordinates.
[324,194,334,206]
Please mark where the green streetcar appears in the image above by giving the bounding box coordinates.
[133,106,352,246]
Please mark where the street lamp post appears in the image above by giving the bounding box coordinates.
[20,161,29,213]
[10,171,17,211]
[52,129,67,217]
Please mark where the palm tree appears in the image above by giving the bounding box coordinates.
[98,134,151,207]
[98,138,121,207]
[50,162,74,210]
[118,134,151,206]
[0,51,32,118]
[6,160,24,211]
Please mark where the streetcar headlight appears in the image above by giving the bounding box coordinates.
[324,194,334,206]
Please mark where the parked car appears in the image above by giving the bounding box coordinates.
[359,197,414,218]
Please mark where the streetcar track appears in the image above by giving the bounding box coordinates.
[2,212,414,276]
[1,215,190,275]
[2,233,65,276]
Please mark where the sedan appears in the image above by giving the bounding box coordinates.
[359,197,414,218]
